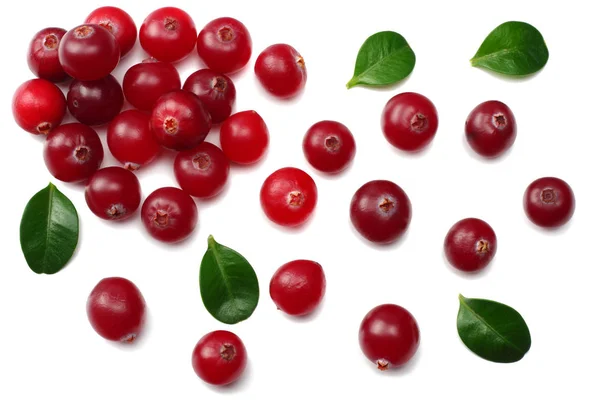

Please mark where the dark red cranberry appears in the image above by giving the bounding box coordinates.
[524,177,575,228]
[255,44,307,99]
[139,7,197,62]
[141,187,198,243]
[183,69,236,123]
[303,121,356,174]
[107,110,161,170]
[85,167,142,221]
[269,260,326,316]
[465,100,517,158]
[67,75,124,126]
[27,27,68,82]
[192,330,247,386]
[85,6,137,57]
[220,110,269,165]
[196,17,252,74]
[444,218,497,272]
[174,142,230,199]
[12,79,66,135]
[123,59,181,111]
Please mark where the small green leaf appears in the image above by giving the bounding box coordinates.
[20,183,79,275]
[200,235,259,324]
[457,294,531,363]
[471,21,549,76]
[347,31,416,88]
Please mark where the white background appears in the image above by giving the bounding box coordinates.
[1,0,598,398]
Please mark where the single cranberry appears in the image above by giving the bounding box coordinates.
[220,110,269,165]
[59,24,120,81]
[183,69,236,123]
[123,59,181,111]
[139,7,197,62]
[444,218,497,272]
[269,260,326,316]
[192,330,247,386]
[27,27,68,82]
[141,187,198,243]
[350,180,412,244]
[43,123,104,182]
[359,304,420,370]
[85,6,137,57]
[196,17,252,74]
[174,142,230,199]
[67,75,124,126]
[87,277,146,342]
[255,44,307,99]
[524,177,575,228]
[85,167,142,221]
[260,167,317,227]
[12,79,66,135]
[465,100,517,158]
[107,110,161,170]
[303,120,356,174]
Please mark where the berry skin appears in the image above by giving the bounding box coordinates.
[12,79,66,135]
[269,260,326,316]
[303,120,356,174]
[85,6,137,58]
[107,110,161,171]
[59,24,120,81]
[174,142,230,199]
[359,304,420,370]
[465,100,517,158]
[444,218,497,272]
[67,75,124,126]
[381,92,439,152]
[196,17,252,74]
[123,59,181,112]
[350,180,412,244]
[87,277,146,343]
[260,167,317,227]
[524,177,575,228]
[183,69,236,123]
[140,7,197,63]
[27,27,68,82]
[192,330,247,386]
[141,187,198,243]
[220,110,269,165]
[85,167,142,221]
[255,44,307,99]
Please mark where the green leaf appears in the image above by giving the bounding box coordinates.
[471,21,549,76]
[457,294,531,363]
[347,31,416,88]
[20,183,79,275]
[200,235,259,324]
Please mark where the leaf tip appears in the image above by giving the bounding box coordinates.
[346,77,358,89]
[458,293,466,302]
[207,234,216,245]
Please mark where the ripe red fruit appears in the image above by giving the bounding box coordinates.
[524,177,575,228]
[183,69,236,123]
[87,277,146,342]
[269,260,326,316]
[140,7,197,62]
[444,218,497,272]
[302,120,356,174]
[255,44,307,99]
[67,75,124,126]
[196,17,252,74]
[85,167,142,221]
[123,59,181,111]
[220,110,269,165]
[350,180,412,244]
[12,79,66,135]
[107,110,161,170]
[27,27,68,82]
[465,100,517,158]
[85,6,137,57]
[192,330,247,386]
[359,304,420,370]
[141,187,198,243]
[174,142,230,199]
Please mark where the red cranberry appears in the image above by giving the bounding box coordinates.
[465,100,517,158]
[174,142,230,199]
[196,17,252,74]
[12,79,66,135]
[43,123,104,182]
[255,44,307,99]
[141,187,198,243]
[85,6,137,57]
[140,7,197,62]
[27,27,68,82]
[350,180,412,244]
[220,110,269,165]
[85,167,142,221]
[123,59,181,111]
[67,75,124,126]
[303,120,356,174]
[260,167,317,227]
[524,177,575,228]
[359,304,420,370]
[107,110,161,170]
[87,277,146,342]
[444,218,497,272]
[183,69,236,123]
[59,24,120,81]
[192,330,247,386]
[381,92,439,152]
[269,260,326,316]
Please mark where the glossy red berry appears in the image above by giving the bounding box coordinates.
[107,110,161,170]
[59,24,120,81]
[174,142,230,199]
[183,69,236,123]
[27,27,68,82]
[303,120,356,174]
[220,110,269,164]
[12,79,66,135]
[196,17,252,74]
[465,100,517,158]
[255,44,307,99]
[260,167,317,227]
[350,180,412,244]
[359,304,420,370]
[85,6,137,57]
[87,277,146,342]
[192,330,247,386]
[444,218,497,272]
[67,75,124,126]
[85,167,142,221]
[141,187,198,243]
[269,260,326,316]
[524,177,575,228]
[140,7,197,62]
[123,59,181,111]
